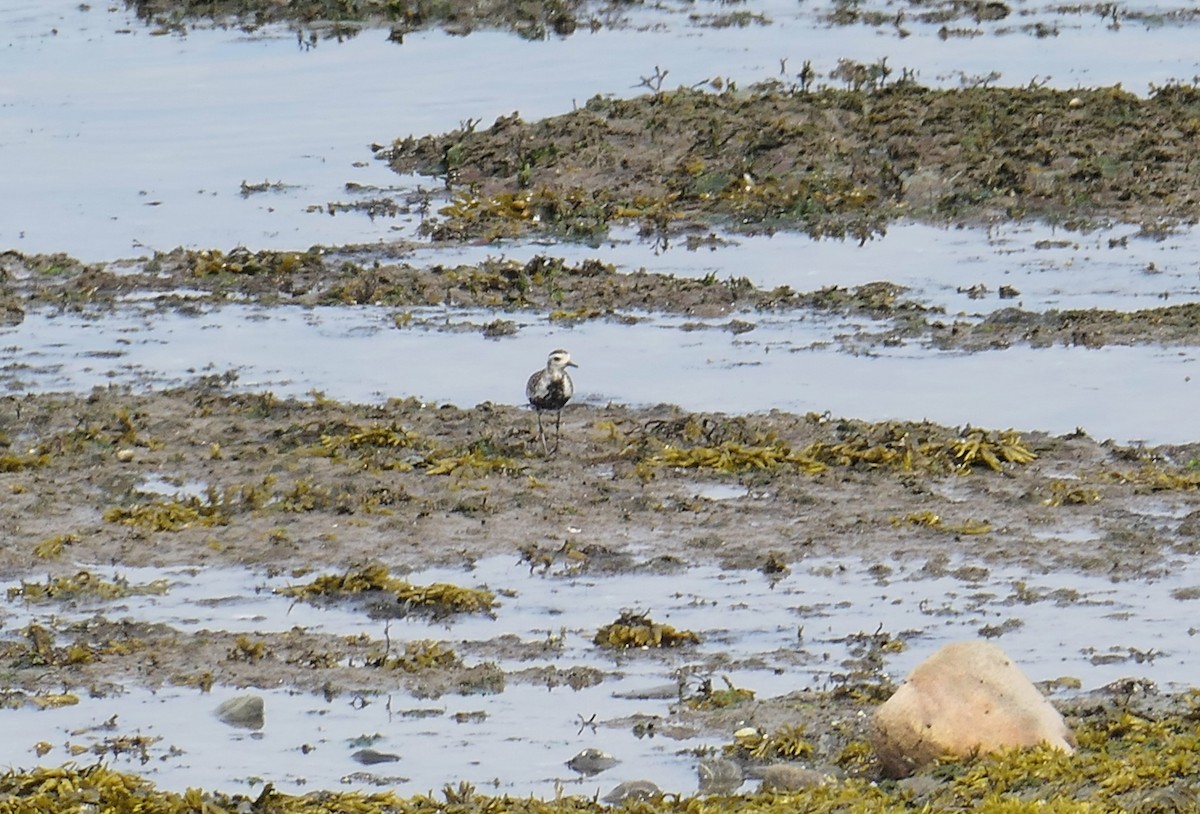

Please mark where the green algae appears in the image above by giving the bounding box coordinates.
[911,702,1200,812]
[41,407,163,455]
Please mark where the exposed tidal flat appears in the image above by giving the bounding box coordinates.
[2,1,1200,812]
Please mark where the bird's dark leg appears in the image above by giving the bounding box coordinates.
[535,410,549,455]
[552,408,563,455]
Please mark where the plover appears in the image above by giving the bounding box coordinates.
[526,348,577,454]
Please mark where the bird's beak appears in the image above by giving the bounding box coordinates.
[567,361,579,368]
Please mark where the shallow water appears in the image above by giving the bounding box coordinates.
[5,1,1200,258]
[2,300,1196,444]
[401,220,1200,316]
[1,554,1198,796]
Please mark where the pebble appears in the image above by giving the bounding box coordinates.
[697,756,743,794]
[566,748,619,776]
[602,780,661,804]
[213,694,264,730]
[758,764,830,791]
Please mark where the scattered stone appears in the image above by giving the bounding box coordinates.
[340,770,410,786]
[612,684,679,700]
[758,764,831,791]
[566,748,619,776]
[116,448,135,462]
[871,641,1075,778]
[351,748,401,765]
[602,779,661,804]
[1100,677,1157,696]
[697,756,743,794]
[214,694,265,730]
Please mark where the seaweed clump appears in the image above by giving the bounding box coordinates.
[103,496,230,531]
[685,676,756,711]
[276,563,497,618]
[387,82,1200,243]
[316,422,522,478]
[1109,464,1200,491]
[0,450,50,472]
[6,570,169,603]
[593,610,700,649]
[891,511,992,535]
[628,419,1037,479]
[371,639,463,672]
[727,724,816,761]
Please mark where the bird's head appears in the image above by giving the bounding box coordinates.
[548,349,578,370]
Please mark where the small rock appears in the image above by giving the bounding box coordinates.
[352,748,401,765]
[0,298,24,327]
[214,694,265,730]
[870,641,1075,778]
[732,726,762,747]
[340,770,410,786]
[758,764,830,792]
[116,448,135,462]
[602,780,661,804]
[697,756,742,794]
[566,748,619,776]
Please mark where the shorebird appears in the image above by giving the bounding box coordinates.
[526,348,577,454]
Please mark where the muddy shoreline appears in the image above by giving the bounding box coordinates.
[2,385,1200,807]
[3,385,1199,669]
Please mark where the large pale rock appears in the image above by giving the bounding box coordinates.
[871,641,1075,778]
